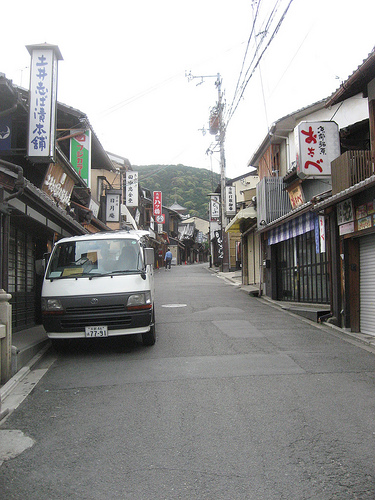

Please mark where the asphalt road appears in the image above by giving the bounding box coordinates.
[1,263,375,499]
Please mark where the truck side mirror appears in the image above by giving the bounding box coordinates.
[144,248,154,267]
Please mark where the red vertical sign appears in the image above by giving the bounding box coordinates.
[153,191,162,216]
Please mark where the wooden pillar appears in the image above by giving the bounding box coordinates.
[327,210,341,325]
[347,238,360,332]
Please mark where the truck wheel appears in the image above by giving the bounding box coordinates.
[142,310,156,346]
[141,327,155,346]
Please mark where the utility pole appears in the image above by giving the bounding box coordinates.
[186,71,229,272]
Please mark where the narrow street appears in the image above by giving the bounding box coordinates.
[1,263,375,499]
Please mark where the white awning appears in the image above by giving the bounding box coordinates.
[225,206,257,233]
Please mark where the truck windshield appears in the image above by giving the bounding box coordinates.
[46,238,143,279]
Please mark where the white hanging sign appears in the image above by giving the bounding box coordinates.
[296,121,340,178]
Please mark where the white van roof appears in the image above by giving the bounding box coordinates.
[55,230,150,245]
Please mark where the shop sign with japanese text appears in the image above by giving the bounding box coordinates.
[27,45,61,162]
[126,171,139,207]
[225,186,236,216]
[155,214,165,224]
[337,199,354,225]
[106,193,120,222]
[210,194,220,221]
[286,182,305,209]
[295,121,340,179]
[318,215,326,253]
[337,198,375,235]
[42,162,75,208]
[153,191,162,216]
[70,130,91,187]
[355,201,375,232]
[214,229,224,259]
[337,198,357,236]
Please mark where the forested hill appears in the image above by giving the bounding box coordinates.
[134,164,221,220]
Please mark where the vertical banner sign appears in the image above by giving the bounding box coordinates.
[319,215,326,253]
[214,230,224,260]
[225,186,236,216]
[153,191,162,217]
[106,193,120,222]
[27,44,62,162]
[295,121,340,179]
[70,130,91,187]
[210,194,220,221]
[126,171,139,207]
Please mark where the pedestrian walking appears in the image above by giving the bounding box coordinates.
[164,248,172,270]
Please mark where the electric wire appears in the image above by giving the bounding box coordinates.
[227,0,262,121]
[98,73,180,117]
[226,0,280,121]
[225,0,295,128]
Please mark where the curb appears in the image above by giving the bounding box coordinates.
[0,343,51,421]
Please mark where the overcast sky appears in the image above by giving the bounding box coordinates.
[2,0,375,178]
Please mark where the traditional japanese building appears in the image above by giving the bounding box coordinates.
[245,91,369,310]
[0,47,115,330]
[313,48,375,333]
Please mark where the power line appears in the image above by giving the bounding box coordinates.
[98,73,180,117]
[228,0,262,120]
[225,0,295,127]
[226,0,280,121]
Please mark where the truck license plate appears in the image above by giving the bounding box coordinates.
[85,326,108,337]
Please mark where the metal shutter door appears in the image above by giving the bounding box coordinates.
[360,234,375,335]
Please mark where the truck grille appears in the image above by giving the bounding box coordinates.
[61,304,132,330]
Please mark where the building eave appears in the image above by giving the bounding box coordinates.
[326,47,375,107]
[313,175,375,212]
[248,99,328,167]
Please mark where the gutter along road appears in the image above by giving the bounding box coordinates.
[1,263,375,499]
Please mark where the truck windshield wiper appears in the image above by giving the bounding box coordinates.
[48,269,145,280]
[48,272,91,281]
[87,269,142,279]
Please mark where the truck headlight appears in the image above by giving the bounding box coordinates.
[41,298,64,313]
[127,292,152,310]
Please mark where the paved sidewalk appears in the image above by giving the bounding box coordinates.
[210,266,375,351]
[0,325,50,421]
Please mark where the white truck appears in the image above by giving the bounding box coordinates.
[41,230,156,348]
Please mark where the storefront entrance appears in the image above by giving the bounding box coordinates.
[8,225,36,331]
[276,230,329,303]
